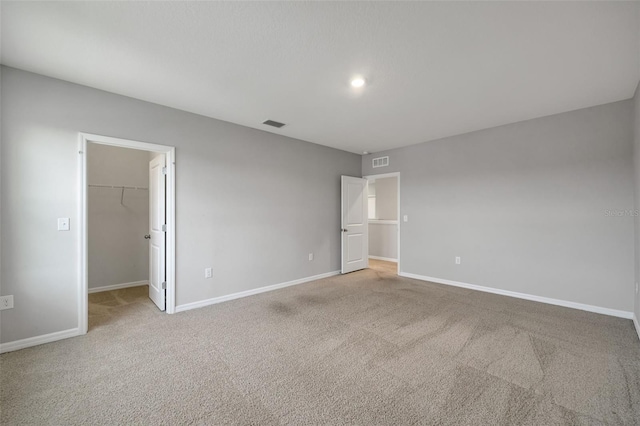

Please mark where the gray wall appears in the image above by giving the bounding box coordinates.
[0,67,361,344]
[374,177,398,220]
[87,144,150,290]
[633,83,640,322]
[363,100,635,312]
[369,224,398,260]
[368,176,398,260]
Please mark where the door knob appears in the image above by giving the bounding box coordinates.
[144,234,151,239]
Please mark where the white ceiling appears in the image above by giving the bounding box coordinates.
[2,1,639,154]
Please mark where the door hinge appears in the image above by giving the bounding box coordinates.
[162,224,167,232]
[162,166,167,175]
[161,281,166,290]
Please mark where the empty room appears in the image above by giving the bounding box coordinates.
[1,1,640,424]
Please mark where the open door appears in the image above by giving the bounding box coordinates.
[148,155,166,310]
[341,176,369,273]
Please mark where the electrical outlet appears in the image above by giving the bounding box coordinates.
[0,295,14,310]
[455,256,461,265]
[308,253,314,261]
[403,215,408,222]
[204,268,212,279]
[636,282,639,294]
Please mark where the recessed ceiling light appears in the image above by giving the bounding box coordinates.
[363,151,369,155]
[351,77,366,88]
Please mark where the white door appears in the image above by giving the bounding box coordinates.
[341,176,369,273]
[148,155,166,310]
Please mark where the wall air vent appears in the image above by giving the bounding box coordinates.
[263,119,286,128]
[372,156,389,168]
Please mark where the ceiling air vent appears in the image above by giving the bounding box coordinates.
[263,119,286,128]
[372,156,389,168]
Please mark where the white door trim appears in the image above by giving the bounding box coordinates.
[78,133,177,335]
[363,172,401,275]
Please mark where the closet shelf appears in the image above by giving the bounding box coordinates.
[88,184,148,205]
[88,184,148,190]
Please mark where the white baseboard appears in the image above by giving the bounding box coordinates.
[175,270,340,313]
[399,272,634,319]
[634,315,640,342]
[369,256,398,263]
[0,328,81,354]
[88,280,148,294]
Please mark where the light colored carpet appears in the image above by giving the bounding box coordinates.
[2,259,639,425]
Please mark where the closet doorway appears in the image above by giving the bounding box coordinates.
[365,172,400,275]
[78,133,176,335]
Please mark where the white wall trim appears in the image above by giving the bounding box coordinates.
[175,270,340,313]
[369,256,398,263]
[399,272,634,319]
[363,172,399,180]
[79,133,177,338]
[88,280,149,294]
[0,328,80,354]
[634,315,640,342]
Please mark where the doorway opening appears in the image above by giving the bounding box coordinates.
[78,133,176,335]
[364,172,400,275]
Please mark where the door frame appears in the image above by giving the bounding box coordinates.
[363,172,401,275]
[78,133,177,334]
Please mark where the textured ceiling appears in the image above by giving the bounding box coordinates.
[2,1,639,154]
